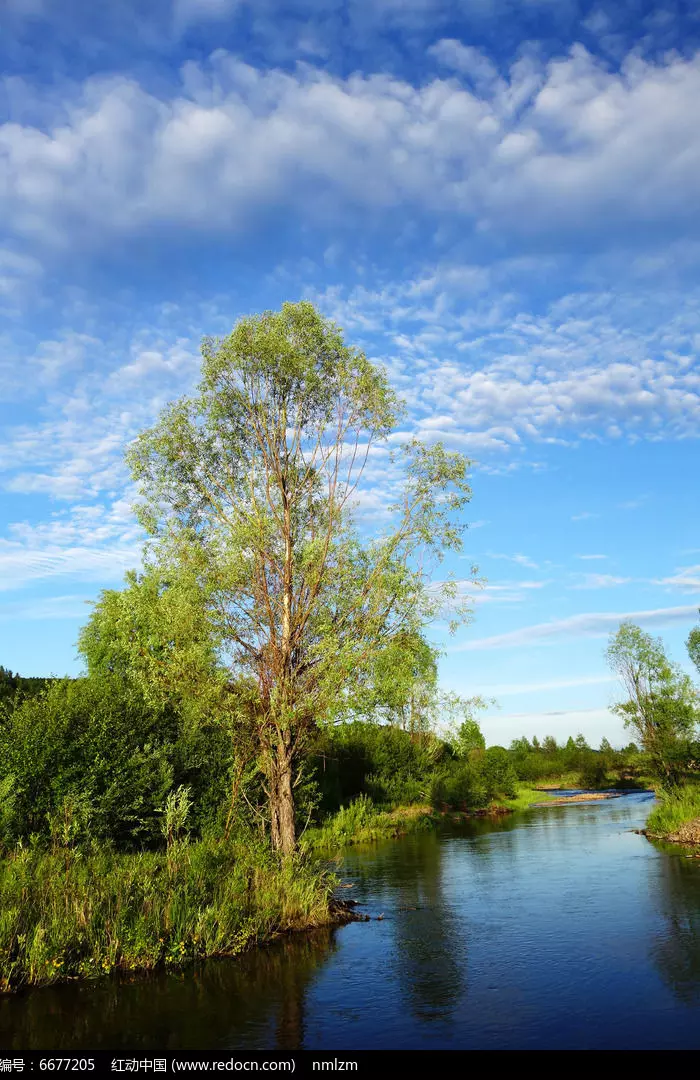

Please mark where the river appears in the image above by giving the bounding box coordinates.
[2,792,700,1051]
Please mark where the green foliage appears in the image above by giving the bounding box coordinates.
[301,797,435,853]
[481,746,518,797]
[607,622,700,786]
[646,783,700,839]
[0,666,52,712]
[0,675,231,851]
[78,567,220,723]
[126,300,476,852]
[312,721,450,812]
[688,618,700,677]
[442,693,490,757]
[0,835,333,992]
[349,631,439,733]
[428,746,518,811]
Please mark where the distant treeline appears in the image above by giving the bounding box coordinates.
[0,666,52,709]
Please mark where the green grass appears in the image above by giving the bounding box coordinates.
[300,795,437,853]
[302,785,563,854]
[646,783,700,841]
[498,787,558,811]
[0,836,334,993]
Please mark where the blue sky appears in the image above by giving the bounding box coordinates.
[1,0,699,748]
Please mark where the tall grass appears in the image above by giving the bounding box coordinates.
[646,783,700,840]
[301,795,436,853]
[0,836,334,993]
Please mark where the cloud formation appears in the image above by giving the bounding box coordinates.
[2,43,700,252]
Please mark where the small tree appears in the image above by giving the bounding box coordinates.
[443,693,490,757]
[607,622,700,787]
[688,615,700,676]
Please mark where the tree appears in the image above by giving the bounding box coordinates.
[127,302,474,853]
[78,566,259,840]
[607,622,700,786]
[688,615,700,676]
[442,693,490,757]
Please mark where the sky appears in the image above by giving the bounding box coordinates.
[1,0,699,748]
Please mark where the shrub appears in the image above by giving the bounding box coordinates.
[0,675,232,850]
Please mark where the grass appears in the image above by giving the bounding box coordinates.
[301,785,562,854]
[498,787,558,811]
[646,783,700,843]
[0,836,334,993]
[300,795,438,853]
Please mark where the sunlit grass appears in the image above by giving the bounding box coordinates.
[0,837,334,993]
[646,783,700,841]
[498,787,558,811]
[300,795,437,853]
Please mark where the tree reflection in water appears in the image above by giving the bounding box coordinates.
[649,842,700,1005]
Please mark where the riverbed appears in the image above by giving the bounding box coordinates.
[2,792,700,1051]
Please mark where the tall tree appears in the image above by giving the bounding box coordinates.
[607,622,699,786]
[128,302,473,853]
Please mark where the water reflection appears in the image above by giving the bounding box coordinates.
[0,930,336,1052]
[391,833,465,1026]
[649,842,700,1005]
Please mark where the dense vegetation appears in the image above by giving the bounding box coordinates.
[0,638,687,992]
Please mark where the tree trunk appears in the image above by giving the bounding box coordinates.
[269,732,296,855]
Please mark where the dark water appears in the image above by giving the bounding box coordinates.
[3,792,700,1051]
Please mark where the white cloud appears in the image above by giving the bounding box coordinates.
[570,573,631,589]
[3,44,700,249]
[428,39,501,85]
[0,538,138,591]
[575,553,608,560]
[571,511,600,521]
[314,274,700,451]
[0,594,94,622]
[474,579,550,605]
[487,552,540,569]
[450,603,700,651]
[655,565,700,594]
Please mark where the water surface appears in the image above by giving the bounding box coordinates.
[3,793,700,1051]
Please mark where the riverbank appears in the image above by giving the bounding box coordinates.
[645,784,700,846]
[0,837,335,994]
[300,788,563,853]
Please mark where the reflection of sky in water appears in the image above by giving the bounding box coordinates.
[3,793,700,1051]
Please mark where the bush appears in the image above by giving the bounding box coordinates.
[578,760,609,789]
[430,762,490,811]
[311,722,450,813]
[0,675,232,851]
[482,746,518,798]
